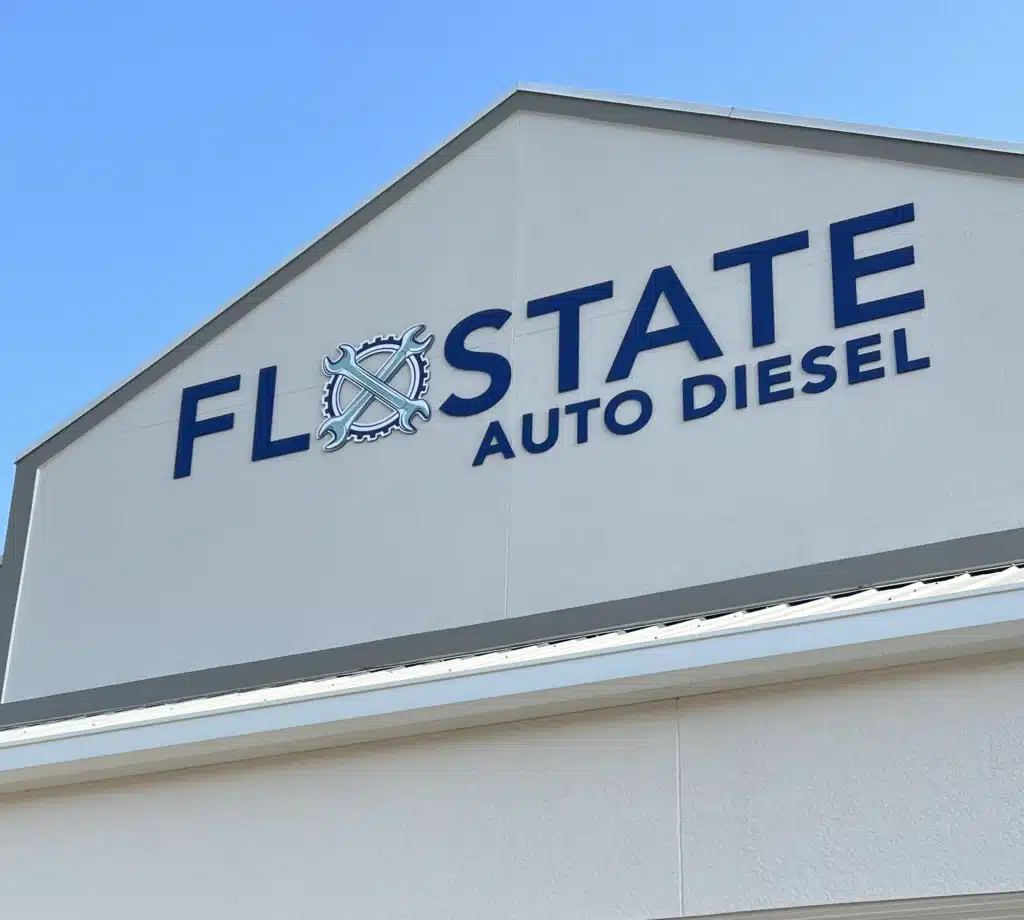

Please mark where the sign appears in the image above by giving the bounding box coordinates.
[171,203,929,477]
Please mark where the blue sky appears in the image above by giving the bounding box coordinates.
[1,0,1021,543]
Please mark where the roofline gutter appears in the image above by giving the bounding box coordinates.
[0,585,1021,796]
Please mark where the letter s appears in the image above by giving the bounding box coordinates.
[440,309,512,417]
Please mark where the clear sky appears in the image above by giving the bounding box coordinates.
[1,0,1021,544]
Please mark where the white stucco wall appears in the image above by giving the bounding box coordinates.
[677,652,1024,914]
[0,651,1021,919]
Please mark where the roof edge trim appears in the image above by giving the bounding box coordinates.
[0,581,1021,793]
[13,85,1024,464]
[518,83,1024,154]
[13,86,525,463]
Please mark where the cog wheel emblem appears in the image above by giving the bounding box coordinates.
[317,323,434,452]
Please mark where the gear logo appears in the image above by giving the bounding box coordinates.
[317,324,434,452]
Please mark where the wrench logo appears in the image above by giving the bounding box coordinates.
[317,324,434,451]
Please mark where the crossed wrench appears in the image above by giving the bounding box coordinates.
[317,324,434,451]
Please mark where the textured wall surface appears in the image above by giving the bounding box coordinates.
[0,701,683,920]
[677,651,1024,915]
[0,654,1022,919]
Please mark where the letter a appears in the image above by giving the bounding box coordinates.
[606,266,723,382]
[472,420,516,467]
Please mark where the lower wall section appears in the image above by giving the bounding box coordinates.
[677,650,1024,915]
[0,652,1022,919]
[0,699,684,919]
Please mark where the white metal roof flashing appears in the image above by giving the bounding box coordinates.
[2,564,1023,748]
[0,564,1022,794]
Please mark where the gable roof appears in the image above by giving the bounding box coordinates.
[11,84,1024,468]
[2,85,1023,727]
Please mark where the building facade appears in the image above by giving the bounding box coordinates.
[0,87,1021,918]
